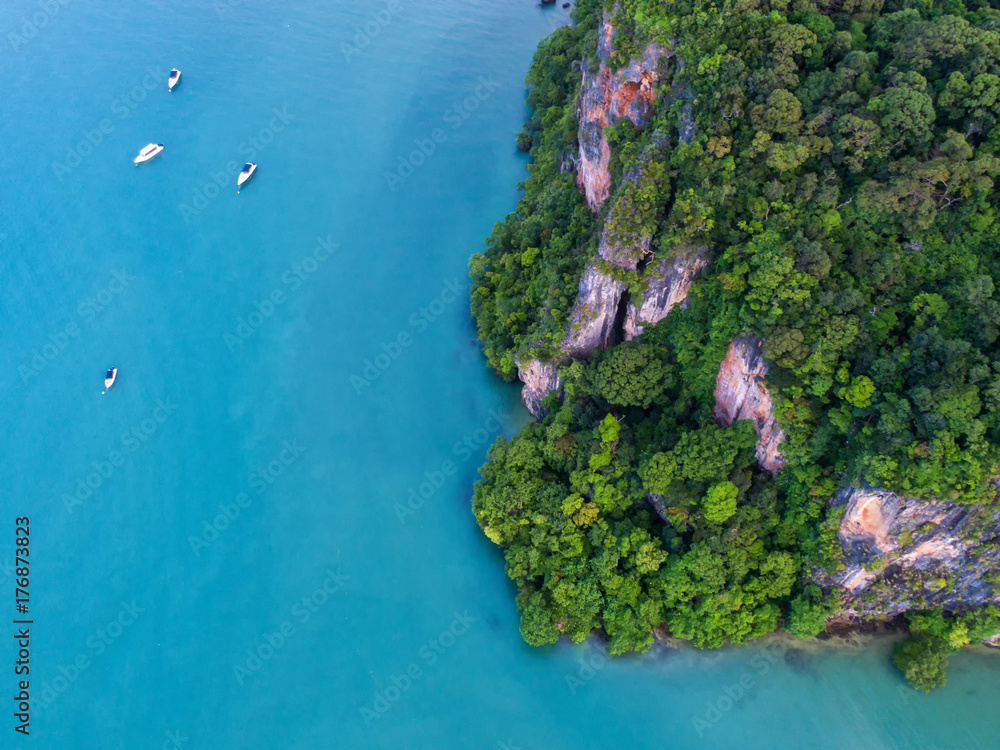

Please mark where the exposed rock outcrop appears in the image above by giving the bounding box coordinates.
[595,136,669,269]
[562,265,628,359]
[513,16,681,417]
[563,138,678,358]
[516,356,564,419]
[596,196,650,271]
[577,11,669,210]
[713,336,786,473]
[518,241,707,415]
[624,248,708,340]
[817,485,1000,630]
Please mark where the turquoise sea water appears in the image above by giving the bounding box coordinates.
[1,0,999,747]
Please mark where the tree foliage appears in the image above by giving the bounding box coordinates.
[468,0,1000,686]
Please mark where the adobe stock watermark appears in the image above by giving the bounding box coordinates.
[159,729,189,749]
[177,106,295,222]
[359,611,476,727]
[349,278,467,394]
[222,236,338,353]
[341,0,402,62]
[233,568,349,685]
[51,67,167,180]
[0,557,18,585]
[395,406,513,523]
[691,641,789,737]
[383,75,501,191]
[18,268,134,385]
[61,398,179,513]
[565,641,608,694]
[212,0,246,19]
[7,0,70,53]
[35,600,144,713]
[188,440,306,555]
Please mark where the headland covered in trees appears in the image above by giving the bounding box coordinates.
[468,0,1000,691]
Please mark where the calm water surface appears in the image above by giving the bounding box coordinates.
[1,0,999,747]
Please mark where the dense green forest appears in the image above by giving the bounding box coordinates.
[469,0,1000,689]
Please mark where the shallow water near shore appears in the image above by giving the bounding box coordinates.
[1,0,999,747]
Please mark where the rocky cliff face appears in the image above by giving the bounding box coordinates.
[595,195,651,272]
[514,13,678,418]
[709,341,1000,634]
[624,248,707,340]
[518,243,706,416]
[817,485,1000,634]
[561,264,628,359]
[713,336,786,473]
[516,356,564,419]
[577,11,668,210]
[563,138,677,358]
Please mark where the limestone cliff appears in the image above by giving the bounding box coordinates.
[518,242,706,415]
[595,136,669,268]
[513,14,680,418]
[561,265,628,359]
[563,138,675,357]
[577,11,668,210]
[817,485,1000,637]
[516,356,564,419]
[713,336,785,473]
[624,248,707,340]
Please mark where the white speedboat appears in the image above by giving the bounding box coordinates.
[134,143,164,165]
[237,162,257,192]
[103,367,117,394]
[168,68,181,91]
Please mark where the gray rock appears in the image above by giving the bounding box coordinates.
[815,484,1000,636]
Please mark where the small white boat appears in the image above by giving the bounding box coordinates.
[133,143,164,165]
[168,68,181,91]
[103,367,117,395]
[237,162,257,192]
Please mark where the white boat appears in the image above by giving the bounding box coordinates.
[168,68,181,91]
[237,162,257,191]
[133,143,164,165]
[103,367,117,395]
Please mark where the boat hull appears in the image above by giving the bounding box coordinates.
[134,144,164,165]
[237,164,257,190]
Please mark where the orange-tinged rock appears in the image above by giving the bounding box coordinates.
[576,11,668,210]
[713,335,785,473]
